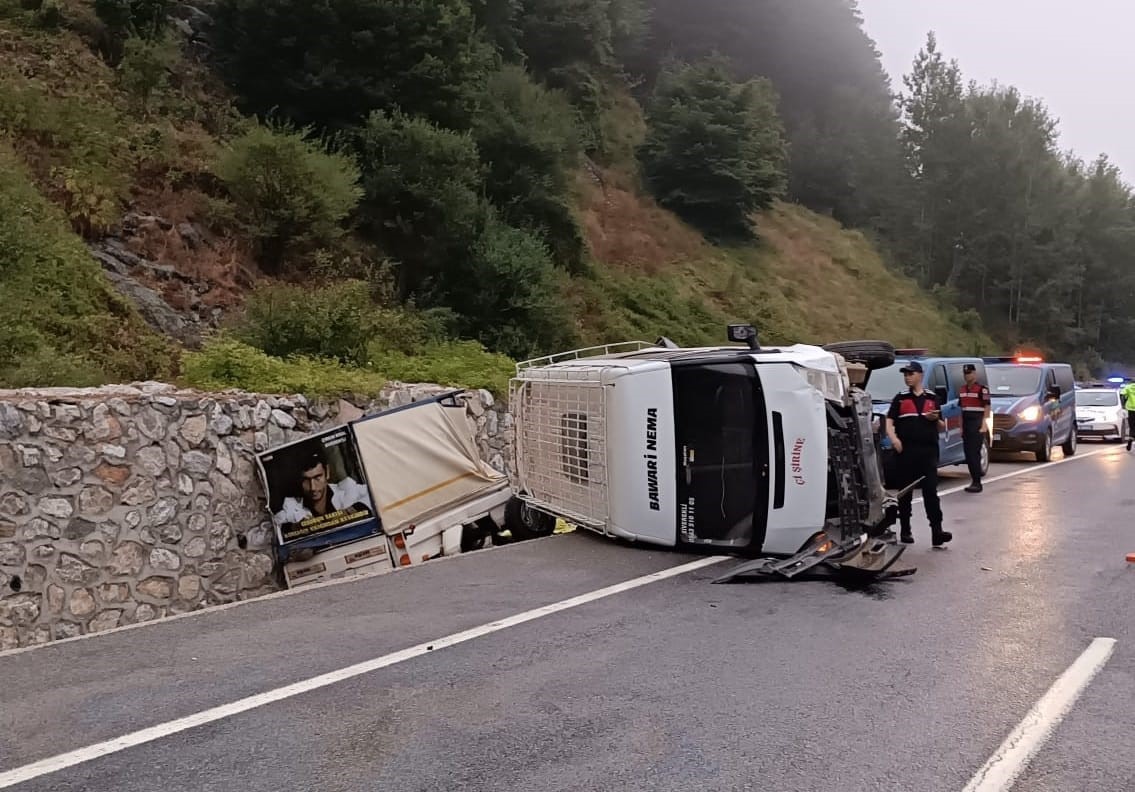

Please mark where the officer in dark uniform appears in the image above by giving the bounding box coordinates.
[885,361,953,547]
[959,363,992,493]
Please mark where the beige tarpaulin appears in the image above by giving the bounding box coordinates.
[352,399,506,533]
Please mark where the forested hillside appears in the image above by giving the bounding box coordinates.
[1,0,1130,394]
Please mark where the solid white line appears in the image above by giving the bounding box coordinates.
[0,555,727,789]
[914,445,1111,504]
[961,637,1117,792]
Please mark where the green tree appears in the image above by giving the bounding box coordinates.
[898,31,970,285]
[213,122,363,271]
[634,0,906,231]
[211,0,494,131]
[638,58,787,239]
[471,65,585,269]
[440,211,574,358]
[354,109,486,298]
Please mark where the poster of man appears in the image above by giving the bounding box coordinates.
[256,427,378,546]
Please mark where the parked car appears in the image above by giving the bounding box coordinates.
[1074,387,1127,442]
[866,350,992,478]
[983,356,1077,461]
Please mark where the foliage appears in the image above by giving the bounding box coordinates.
[354,110,485,298]
[471,66,585,269]
[231,279,457,364]
[895,33,1135,369]
[439,211,575,359]
[181,338,387,396]
[633,0,905,230]
[117,33,178,111]
[211,0,494,131]
[367,341,516,397]
[0,143,176,388]
[638,58,787,239]
[213,122,363,271]
[93,0,170,62]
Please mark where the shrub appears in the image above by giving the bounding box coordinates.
[0,143,176,387]
[639,58,788,240]
[117,34,178,111]
[231,279,459,365]
[471,66,585,270]
[213,122,363,271]
[439,212,574,359]
[181,338,387,397]
[367,340,516,397]
[354,110,485,298]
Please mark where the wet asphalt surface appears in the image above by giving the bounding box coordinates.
[1,442,1134,791]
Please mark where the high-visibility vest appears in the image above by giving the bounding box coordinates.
[959,382,990,414]
[1123,384,1135,411]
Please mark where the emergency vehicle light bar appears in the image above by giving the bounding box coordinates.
[893,348,929,357]
[983,355,1045,364]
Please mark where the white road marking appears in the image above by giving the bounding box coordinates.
[914,445,1112,504]
[961,637,1117,792]
[0,555,727,790]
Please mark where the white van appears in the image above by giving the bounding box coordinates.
[508,327,912,579]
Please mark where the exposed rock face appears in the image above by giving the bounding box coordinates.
[0,383,511,648]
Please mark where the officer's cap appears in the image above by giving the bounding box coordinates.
[962,363,976,374]
[899,361,923,374]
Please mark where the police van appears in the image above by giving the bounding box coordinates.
[983,355,1077,461]
[867,350,993,477]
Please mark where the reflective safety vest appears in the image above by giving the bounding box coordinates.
[959,382,991,414]
[1123,383,1135,411]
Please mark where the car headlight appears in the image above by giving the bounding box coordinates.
[1019,405,1041,422]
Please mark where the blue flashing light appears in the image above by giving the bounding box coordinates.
[1108,377,1125,384]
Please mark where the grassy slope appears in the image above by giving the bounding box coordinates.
[573,166,994,355]
[0,5,995,396]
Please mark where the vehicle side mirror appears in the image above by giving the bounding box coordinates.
[934,386,948,405]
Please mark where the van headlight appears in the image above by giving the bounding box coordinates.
[1019,405,1041,422]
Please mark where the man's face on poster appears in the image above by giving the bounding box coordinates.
[301,462,328,510]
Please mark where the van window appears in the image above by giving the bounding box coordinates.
[866,363,909,402]
[1054,366,1075,393]
[946,363,968,395]
[927,364,948,393]
[988,366,1042,397]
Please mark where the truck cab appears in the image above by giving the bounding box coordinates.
[509,328,901,562]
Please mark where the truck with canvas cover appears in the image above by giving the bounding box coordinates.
[508,326,915,581]
[256,391,554,588]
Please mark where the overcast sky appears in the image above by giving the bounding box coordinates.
[856,0,1133,184]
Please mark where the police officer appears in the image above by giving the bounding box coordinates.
[1121,379,1135,451]
[885,361,953,547]
[959,363,992,492]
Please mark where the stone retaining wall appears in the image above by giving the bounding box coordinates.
[0,382,510,651]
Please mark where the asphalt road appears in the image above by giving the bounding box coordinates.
[2,440,1133,791]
